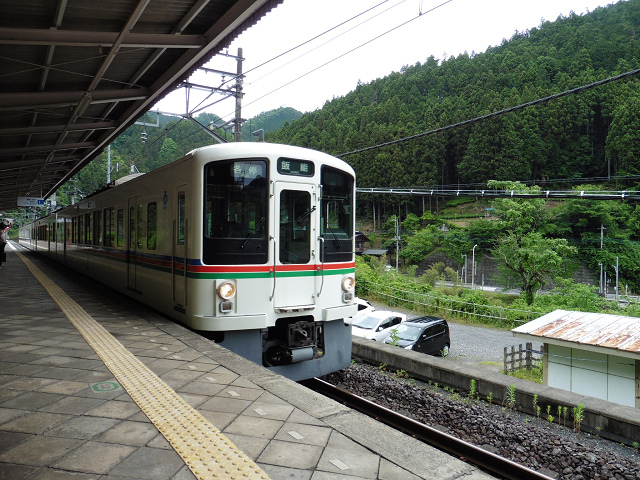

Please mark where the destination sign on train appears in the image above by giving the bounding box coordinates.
[278,158,314,177]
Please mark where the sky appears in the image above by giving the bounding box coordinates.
[153,0,617,123]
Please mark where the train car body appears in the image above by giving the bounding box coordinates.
[19,143,357,381]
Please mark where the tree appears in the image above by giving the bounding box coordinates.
[493,231,576,305]
[152,137,178,170]
[400,224,442,264]
[488,181,576,304]
[605,94,640,176]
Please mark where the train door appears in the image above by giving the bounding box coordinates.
[273,182,317,309]
[127,196,138,292]
[173,187,187,310]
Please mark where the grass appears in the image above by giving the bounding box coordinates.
[431,286,519,306]
[507,364,543,383]
[479,361,501,367]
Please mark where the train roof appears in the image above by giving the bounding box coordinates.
[185,142,355,176]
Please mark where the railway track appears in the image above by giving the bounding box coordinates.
[302,377,553,480]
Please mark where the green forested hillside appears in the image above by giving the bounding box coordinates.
[267,0,640,191]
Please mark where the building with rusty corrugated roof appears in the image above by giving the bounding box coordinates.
[513,310,640,408]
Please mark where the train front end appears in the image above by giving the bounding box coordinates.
[191,144,356,381]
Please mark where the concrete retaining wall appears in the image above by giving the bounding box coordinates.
[352,337,640,445]
[417,253,596,290]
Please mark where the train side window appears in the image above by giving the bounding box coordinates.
[71,217,76,243]
[103,208,112,247]
[78,215,84,244]
[129,207,135,249]
[319,166,354,263]
[147,202,157,250]
[85,213,92,244]
[117,209,124,247]
[177,193,185,245]
[94,211,101,245]
[137,205,145,249]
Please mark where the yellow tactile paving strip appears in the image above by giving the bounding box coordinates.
[13,246,271,480]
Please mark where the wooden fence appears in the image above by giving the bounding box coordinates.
[503,342,543,373]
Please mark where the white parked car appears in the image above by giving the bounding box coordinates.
[354,297,375,316]
[351,310,407,340]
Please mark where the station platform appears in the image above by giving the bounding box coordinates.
[0,242,493,480]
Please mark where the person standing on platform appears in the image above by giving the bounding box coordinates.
[0,222,8,268]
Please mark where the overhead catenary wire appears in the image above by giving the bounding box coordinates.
[355,186,640,201]
[186,0,402,119]
[338,66,640,158]
[208,0,453,127]
[245,0,408,87]
[234,0,454,119]
[144,2,414,151]
[244,0,399,78]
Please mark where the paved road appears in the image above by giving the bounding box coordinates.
[365,299,540,372]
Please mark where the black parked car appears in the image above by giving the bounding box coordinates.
[383,316,450,356]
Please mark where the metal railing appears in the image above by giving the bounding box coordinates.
[360,280,542,327]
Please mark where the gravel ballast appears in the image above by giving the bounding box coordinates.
[324,362,640,480]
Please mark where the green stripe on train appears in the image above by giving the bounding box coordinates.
[189,268,354,280]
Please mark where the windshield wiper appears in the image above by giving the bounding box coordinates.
[295,206,316,223]
[326,227,341,248]
[241,217,265,249]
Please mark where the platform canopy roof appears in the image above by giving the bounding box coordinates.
[513,309,640,360]
[0,0,282,212]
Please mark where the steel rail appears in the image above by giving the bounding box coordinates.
[302,377,553,480]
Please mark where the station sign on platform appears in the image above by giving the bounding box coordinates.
[17,196,45,207]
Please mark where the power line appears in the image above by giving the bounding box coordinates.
[160,1,444,148]
[244,0,398,77]
[187,0,401,120]
[339,66,640,158]
[246,0,408,86]
[214,0,453,125]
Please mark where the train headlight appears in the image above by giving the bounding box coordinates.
[341,275,355,292]
[217,281,236,300]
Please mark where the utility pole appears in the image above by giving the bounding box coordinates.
[599,263,603,294]
[600,223,606,295]
[166,49,245,142]
[395,216,400,272]
[471,246,475,289]
[234,47,243,142]
[615,257,619,302]
[462,254,468,284]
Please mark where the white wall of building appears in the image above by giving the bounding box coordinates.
[547,344,636,408]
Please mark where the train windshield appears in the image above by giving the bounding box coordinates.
[203,159,268,265]
[320,166,354,262]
